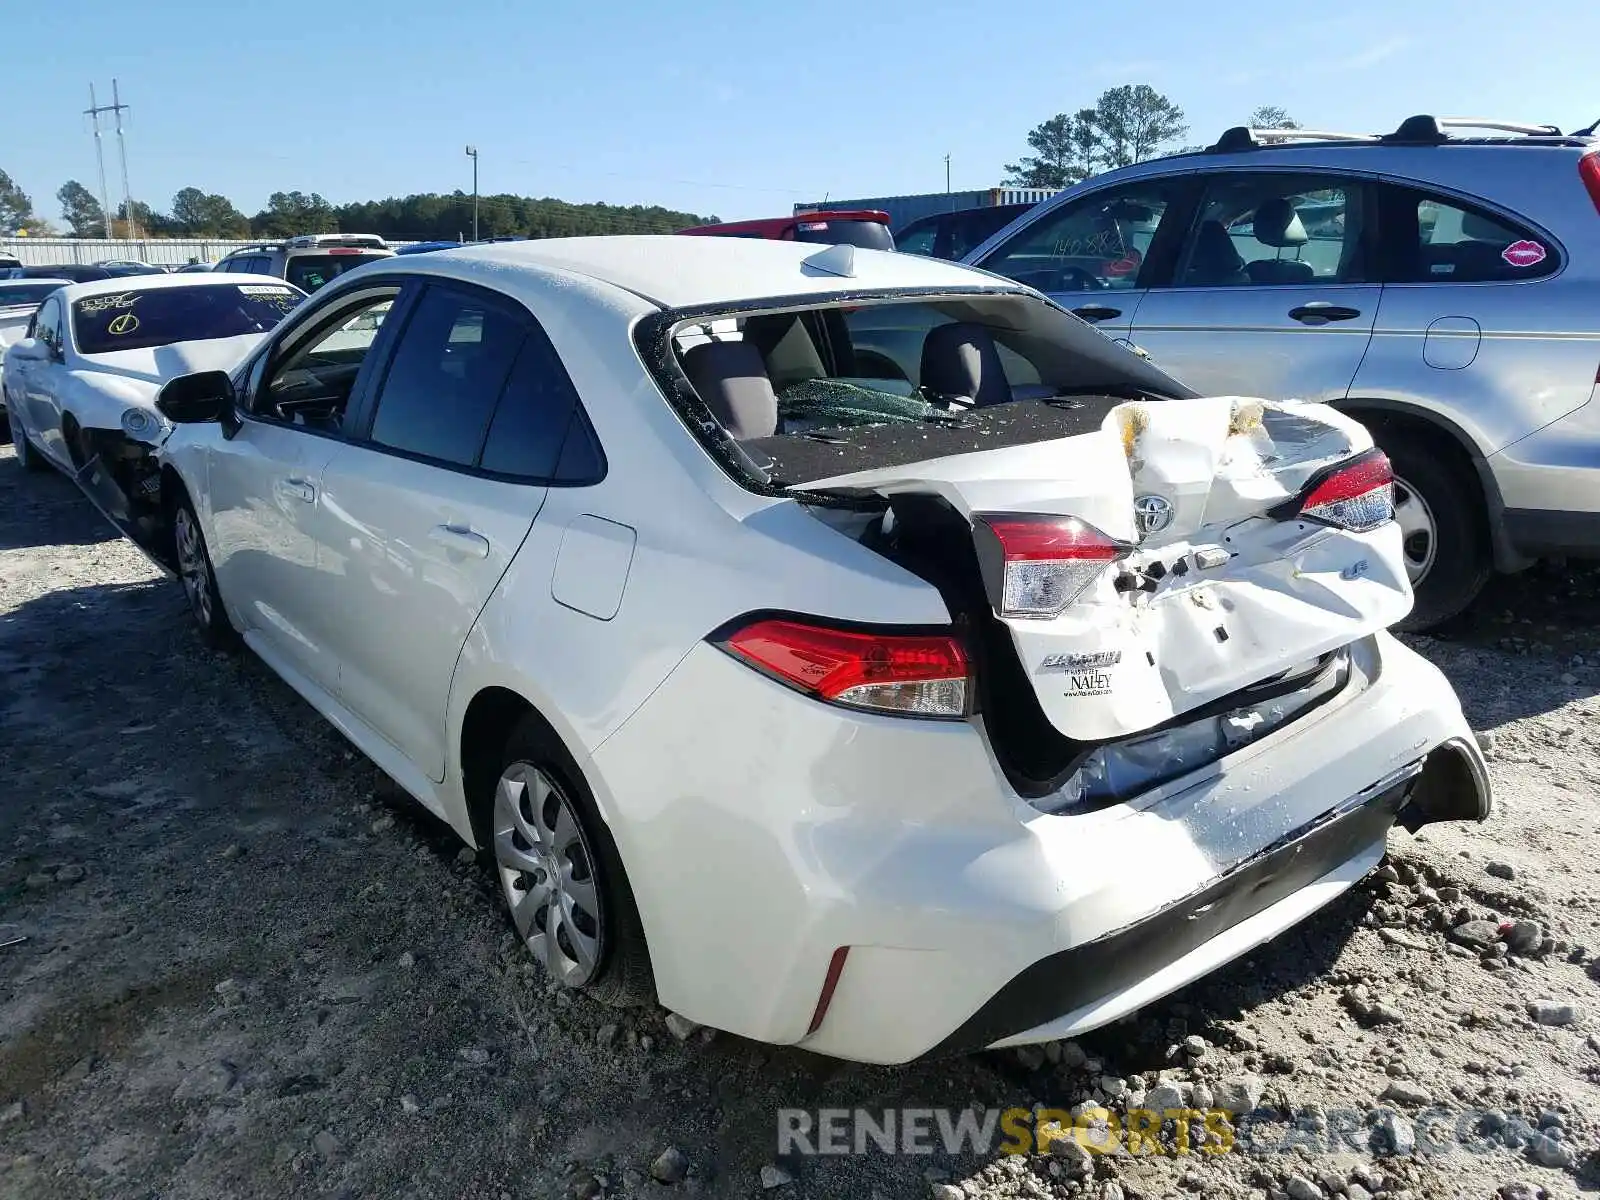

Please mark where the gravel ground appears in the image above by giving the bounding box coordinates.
[1,439,1598,1200]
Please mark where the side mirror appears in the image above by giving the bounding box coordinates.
[156,370,236,424]
[5,337,48,363]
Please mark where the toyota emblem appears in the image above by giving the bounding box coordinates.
[1134,494,1174,536]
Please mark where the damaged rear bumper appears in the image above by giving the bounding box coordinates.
[925,738,1487,1057]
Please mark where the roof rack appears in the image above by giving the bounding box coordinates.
[223,242,282,255]
[1209,114,1591,154]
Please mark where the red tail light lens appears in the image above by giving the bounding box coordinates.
[1580,151,1600,216]
[1297,449,1394,532]
[718,618,970,718]
[972,515,1132,618]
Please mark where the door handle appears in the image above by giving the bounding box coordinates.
[1288,303,1362,325]
[1071,305,1123,324]
[277,478,315,503]
[429,524,490,559]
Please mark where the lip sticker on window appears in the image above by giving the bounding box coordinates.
[1502,240,1548,268]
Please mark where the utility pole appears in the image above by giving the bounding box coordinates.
[85,84,113,238]
[465,146,479,242]
[111,80,136,240]
[945,155,952,210]
[85,82,134,238]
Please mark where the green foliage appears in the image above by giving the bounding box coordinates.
[331,192,714,241]
[1003,109,1101,189]
[1005,84,1189,186]
[253,191,338,237]
[1249,106,1300,130]
[1092,84,1189,169]
[57,180,106,237]
[172,188,250,237]
[0,169,36,235]
[11,167,719,243]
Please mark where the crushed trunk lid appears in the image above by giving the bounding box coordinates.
[791,397,1412,741]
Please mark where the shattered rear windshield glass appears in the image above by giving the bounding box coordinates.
[72,283,305,355]
[660,293,1167,486]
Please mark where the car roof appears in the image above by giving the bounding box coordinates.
[428,234,1009,309]
[56,272,304,300]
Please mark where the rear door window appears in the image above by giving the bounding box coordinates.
[1382,189,1558,283]
[479,329,602,483]
[365,285,527,467]
[1174,174,1366,287]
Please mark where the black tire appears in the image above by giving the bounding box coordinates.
[491,714,655,1008]
[1375,431,1491,632]
[8,407,48,473]
[170,491,239,651]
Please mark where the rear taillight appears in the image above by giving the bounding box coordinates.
[973,515,1132,619]
[717,617,970,718]
[1580,151,1600,216]
[1296,449,1394,532]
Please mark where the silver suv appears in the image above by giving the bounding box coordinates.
[212,234,395,296]
[964,114,1600,628]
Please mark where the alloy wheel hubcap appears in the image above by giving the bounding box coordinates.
[492,763,603,987]
[174,509,212,627]
[1391,475,1437,585]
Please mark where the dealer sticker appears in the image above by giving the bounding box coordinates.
[238,285,295,295]
[1501,239,1547,269]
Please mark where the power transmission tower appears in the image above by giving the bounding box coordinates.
[86,80,135,238]
[85,84,113,237]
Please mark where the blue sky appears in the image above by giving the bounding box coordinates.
[3,0,1597,228]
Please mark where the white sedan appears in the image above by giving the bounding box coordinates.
[145,236,1489,1063]
[4,272,305,541]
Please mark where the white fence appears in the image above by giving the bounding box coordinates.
[1,237,419,267]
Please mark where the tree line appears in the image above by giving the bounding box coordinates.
[0,94,1302,242]
[0,172,715,241]
[1005,90,1300,188]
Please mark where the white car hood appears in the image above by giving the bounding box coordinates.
[81,332,264,388]
[792,397,1413,741]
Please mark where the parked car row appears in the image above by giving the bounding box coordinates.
[5,224,1489,1063]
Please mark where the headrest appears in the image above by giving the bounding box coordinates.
[1252,197,1308,248]
[680,340,779,440]
[918,321,1010,407]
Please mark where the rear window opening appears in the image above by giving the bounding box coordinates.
[639,289,1187,491]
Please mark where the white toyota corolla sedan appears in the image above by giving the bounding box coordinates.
[144,236,1489,1064]
[3,273,305,543]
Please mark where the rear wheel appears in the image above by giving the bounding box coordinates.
[489,715,654,1007]
[1373,431,1491,631]
[8,407,47,473]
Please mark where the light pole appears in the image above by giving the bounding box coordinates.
[465,145,479,242]
[944,154,952,210]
